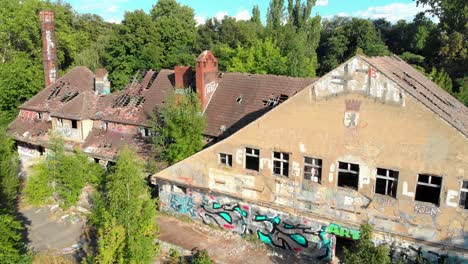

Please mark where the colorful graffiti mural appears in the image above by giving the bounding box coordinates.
[162,189,336,261]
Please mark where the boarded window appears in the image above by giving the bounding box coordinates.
[219,153,232,167]
[415,174,442,206]
[245,148,260,171]
[304,157,322,183]
[459,181,468,210]
[273,152,289,177]
[71,120,78,129]
[337,162,359,190]
[375,168,399,198]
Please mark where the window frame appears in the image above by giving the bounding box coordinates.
[415,174,443,206]
[219,153,233,167]
[303,156,322,183]
[245,147,260,171]
[272,151,290,177]
[375,168,399,198]
[459,180,468,210]
[337,161,360,191]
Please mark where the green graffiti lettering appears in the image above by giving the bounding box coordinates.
[290,234,307,247]
[234,207,248,217]
[255,215,267,221]
[219,212,232,223]
[350,230,360,240]
[212,203,221,209]
[327,224,340,235]
[340,227,350,238]
[257,230,272,244]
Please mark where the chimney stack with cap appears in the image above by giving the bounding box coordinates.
[39,10,58,87]
[195,50,219,112]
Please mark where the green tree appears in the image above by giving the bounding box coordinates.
[227,38,287,75]
[192,249,213,264]
[429,67,453,94]
[343,224,391,264]
[266,0,285,32]
[151,0,196,68]
[251,5,262,25]
[0,128,20,212]
[0,214,27,263]
[104,10,162,90]
[24,135,104,208]
[152,90,206,164]
[95,147,158,264]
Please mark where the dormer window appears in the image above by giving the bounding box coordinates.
[140,127,152,137]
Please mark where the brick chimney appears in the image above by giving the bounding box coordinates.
[174,66,193,89]
[196,50,219,112]
[95,68,111,95]
[39,11,58,87]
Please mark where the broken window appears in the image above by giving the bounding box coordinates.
[139,127,152,137]
[375,168,399,198]
[415,174,442,206]
[71,120,78,129]
[460,181,468,210]
[263,94,289,107]
[37,112,43,120]
[219,153,232,167]
[273,152,289,177]
[304,157,322,183]
[337,162,359,190]
[245,147,260,171]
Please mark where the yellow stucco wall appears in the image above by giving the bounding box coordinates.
[155,57,468,251]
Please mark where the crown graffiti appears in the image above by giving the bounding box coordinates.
[345,99,361,112]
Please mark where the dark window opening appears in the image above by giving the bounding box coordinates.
[219,153,232,167]
[71,120,78,129]
[304,157,322,183]
[94,158,100,164]
[415,174,442,206]
[37,112,43,120]
[460,181,468,210]
[273,152,289,177]
[375,168,399,198]
[245,147,259,171]
[337,162,359,190]
[38,146,45,156]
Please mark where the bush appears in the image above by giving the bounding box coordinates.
[23,162,53,206]
[343,224,391,264]
[191,249,212,264]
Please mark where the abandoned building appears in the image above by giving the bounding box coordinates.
[152,55,468,262]
[7,13,316,169]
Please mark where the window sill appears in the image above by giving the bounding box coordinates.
[337,186,359,193]
[373,193,397,201]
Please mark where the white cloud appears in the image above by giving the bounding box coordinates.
[107,5,119,13]
[352,2,430,23]
[195,15,207,26]
[234,9,251,21]
[316,0,329,7]
[215,11,229,21]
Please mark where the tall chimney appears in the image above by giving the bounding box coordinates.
[174,66,192,89]
[196,51,219,112]
[39,11,58,87]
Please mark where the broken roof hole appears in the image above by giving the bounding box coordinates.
[147,72,158,89]
[112,94,145,108]
[236,96,243,104]
[60,91,79,102]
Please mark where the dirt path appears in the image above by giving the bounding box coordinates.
[156,215,304,264]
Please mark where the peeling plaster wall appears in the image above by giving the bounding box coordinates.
[154,57,468,258]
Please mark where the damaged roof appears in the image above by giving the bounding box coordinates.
[362,56,468,137]
[204,73,318,137]
[20,66,97,120]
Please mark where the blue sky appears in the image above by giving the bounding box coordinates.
[64,0,431,24]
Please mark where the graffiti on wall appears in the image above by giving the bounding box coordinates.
[414,203,441,217]
[163,188,337,261]
[326,223,360,240]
